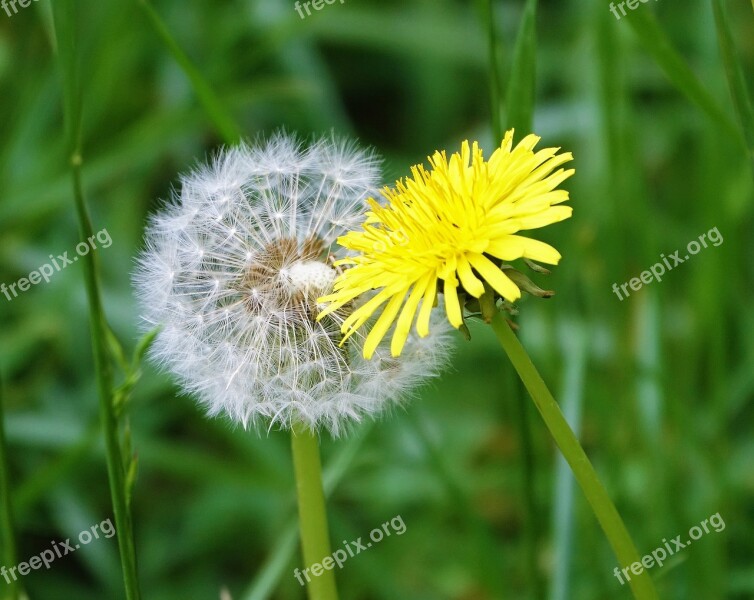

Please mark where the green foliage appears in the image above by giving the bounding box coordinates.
[712,0,754,173]
[0,0,752,598]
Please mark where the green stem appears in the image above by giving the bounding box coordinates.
[244,424,372,600]
[71,157,141,600]
[490,314,658,600]
[291,424,339,600]
[0,371,22,600]
[52,3,141,595]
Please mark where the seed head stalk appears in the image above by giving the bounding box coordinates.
[291,424,339,600]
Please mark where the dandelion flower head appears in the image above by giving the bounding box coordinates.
[318,130,574,358]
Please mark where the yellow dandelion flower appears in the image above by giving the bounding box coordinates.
[318,130,575,359]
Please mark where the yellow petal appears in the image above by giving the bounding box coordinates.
[516,206,572,230]
[390,275,430,356]
[416,274,438,337]
[438,253,458,281]
[340,288,394,335]
[363,292,406,359]
[467,252,521,302]
[487,236,562,265]
[443,277,463,328]
[317,288,356,319]
[456,254,485,298]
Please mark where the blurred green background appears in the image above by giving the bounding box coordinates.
[1,0,753,598]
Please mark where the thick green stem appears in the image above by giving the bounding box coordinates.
[490,314,658,600]
[291,424,338,600]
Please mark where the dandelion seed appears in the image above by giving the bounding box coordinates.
[134,133,452,435]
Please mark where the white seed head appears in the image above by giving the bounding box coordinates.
[134,132,453,435]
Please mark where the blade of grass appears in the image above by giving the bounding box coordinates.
[633,293,675,549]
[481,0,504,141]
[0,370,24,600]
[620,3,740,140]
[548,321,587,600]
[406,409,503,597]
[513,372,543,600]
[505,0,538,139]
[51,3,141,598]
[244,525,299,600]
[136,0,242,146]
[711,0,754,173]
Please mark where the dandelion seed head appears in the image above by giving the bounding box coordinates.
[134,132,453,435]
